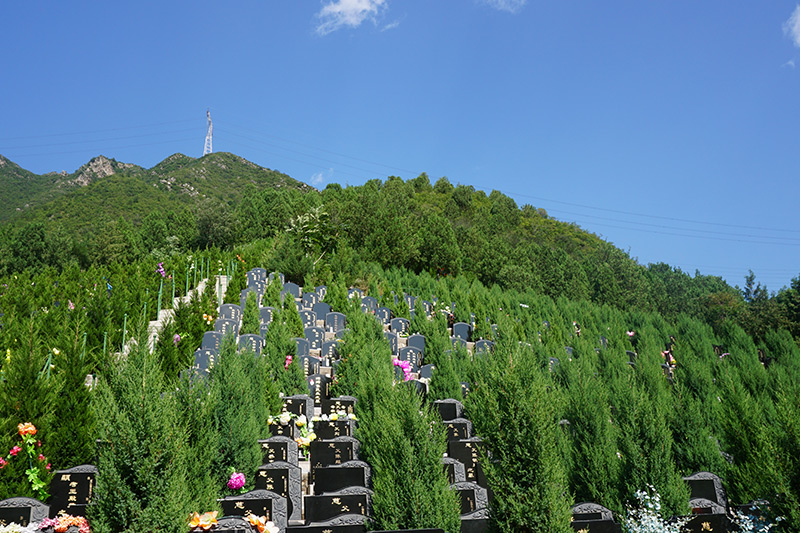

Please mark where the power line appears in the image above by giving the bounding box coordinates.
[0,118,197,141]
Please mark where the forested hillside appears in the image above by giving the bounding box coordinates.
[1,153,797,346]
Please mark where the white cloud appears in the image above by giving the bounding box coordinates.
[316,0,387,36]
[481,0,527,14]
[310,168,333,187]
[784,5,800,47]
[783,59,796,69]
[382,20,401,31]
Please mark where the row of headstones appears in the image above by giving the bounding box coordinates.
[254,394,376,532]
[431,399,490,533]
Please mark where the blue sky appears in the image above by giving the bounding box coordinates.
[2,1,800,291]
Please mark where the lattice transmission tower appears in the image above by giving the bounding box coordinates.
[203,109,213,155]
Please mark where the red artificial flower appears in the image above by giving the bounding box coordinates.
[9,446,21,456]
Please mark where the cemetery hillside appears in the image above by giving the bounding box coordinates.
[0,151,798,533]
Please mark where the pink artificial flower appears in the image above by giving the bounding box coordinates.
[38,454,46,462]
[227,472,246,490]
[626,331,635,337]
[0,457,7,468]
[284,355,293,370]
[68,300,75,311]
[46,463,51,471]
[9,446,21,456]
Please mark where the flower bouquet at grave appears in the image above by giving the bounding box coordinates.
[294,414,316,454]
[226,469,247,495]
[0,423,52,501]
[247,514,279,533]
[187,511,218,531]
[37,514,91,533]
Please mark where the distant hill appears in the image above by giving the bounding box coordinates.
[0,152,313,231]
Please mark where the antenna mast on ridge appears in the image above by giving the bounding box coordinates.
[204,109,213,155]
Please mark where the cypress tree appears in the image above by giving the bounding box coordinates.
[90,320,190,533]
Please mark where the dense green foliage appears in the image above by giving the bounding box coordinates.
[1,152,800,530]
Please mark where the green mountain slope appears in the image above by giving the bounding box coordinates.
[0,152,313,234]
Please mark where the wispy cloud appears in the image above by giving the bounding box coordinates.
[481,0,527,14]
[316,0,387,36]
[783,59,796,69]
[784,5,800,47]
[310,168,333,187]
[382,19,401,32]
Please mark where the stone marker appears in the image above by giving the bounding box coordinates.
[255,461,302,522]
[47,464,97,518]
[258,436,299,466]
[218,489,286,531]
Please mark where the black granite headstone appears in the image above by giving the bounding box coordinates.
[218,489,286,531]
[258,436,298,466]
[321,396,357,415]
[314,461,371,495]
[0,497,49,527]
[47,464,97,518]
[255,461,302,522]
[304,487,372,523]
[390,318,409,335]
[307,373,332,406]
[326,312,347,332]
[304,327,325,350]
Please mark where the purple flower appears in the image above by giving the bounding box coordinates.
[227,472,246,490]
[173,333,181,346]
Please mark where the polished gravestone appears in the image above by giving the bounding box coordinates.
[283,395,314,418]
[321,340,340,361]
[442,456,466,484]
[442,418,473,441]
[321,396,357,415]
[326,312,347,332]
[452,322,472,342]
[570,502,623,533]
[375,307,392,326]
[193,348,218,374]
[215,318,239,337]
[448,438,487,487]
[452,481,488,515]
[310,437,361,481]
[398,346,422,371]
[47,464,97,518]
[407,333,426,354]
[298,355,321,378]
[260,307,277,326]
[259,436,298,466]
[284,282,302,299]
[433,399,464,421]
[390,318,409,335]
[304,487,372,523]
[383,332,398,354]
[313,461,371,495]
[238,334,263,355]
[202,331,224,352]
[294,338,310,357]
[0,497,49,527]
[300,310,317,329]
[255,461,302,522]
[218,489,287,531]
[219,303,243,322]
[304,327,325,350]
[307,373,332,406]
[314,419,356,440]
